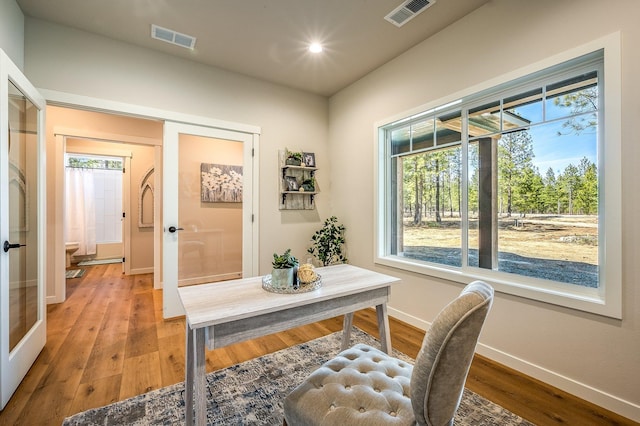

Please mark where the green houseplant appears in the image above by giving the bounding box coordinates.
[307,216,347,266]
[271,249,299,288]
[301,177,315,192]
[285,148,303,166]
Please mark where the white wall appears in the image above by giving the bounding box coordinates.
[0,0,24,69]
[328,0,639,421]
[23,18,330,276]
[0,0,23,280]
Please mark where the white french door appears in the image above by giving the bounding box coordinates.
[162,121,258,318]
[0,50,46,408]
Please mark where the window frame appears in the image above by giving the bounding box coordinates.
[374,34,622,319]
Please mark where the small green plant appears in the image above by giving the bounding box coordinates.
[308,216,347,266]
[272,249,299,269]
[301,177,315,192]
[285,148,303,165]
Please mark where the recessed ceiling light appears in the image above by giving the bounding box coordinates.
[309,43,323,53]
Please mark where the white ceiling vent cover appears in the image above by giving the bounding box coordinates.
[151,24,196,49]
[385,0,436,27]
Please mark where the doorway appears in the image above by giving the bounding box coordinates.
[49,106,162,304]
[63,151,127,273]
[46,104,260,317]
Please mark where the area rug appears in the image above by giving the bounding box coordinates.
[63,329,533,425]
[65,269,85,279]
[77,258,122,266]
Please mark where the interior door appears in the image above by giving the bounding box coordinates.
[0,50,46,408]
[163,121,257,318]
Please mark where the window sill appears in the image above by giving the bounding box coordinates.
[375,255,621,319]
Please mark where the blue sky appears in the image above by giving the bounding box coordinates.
[529,121,597,175]
[509,99,598,176]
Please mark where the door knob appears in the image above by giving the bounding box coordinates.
[3,241,24,253]
[168,226,184,233]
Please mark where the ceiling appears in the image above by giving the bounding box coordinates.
[16,0,490,97]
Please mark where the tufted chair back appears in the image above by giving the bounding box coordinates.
[410,281,494,426]
[283,281,493,426]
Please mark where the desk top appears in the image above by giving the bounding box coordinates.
[178,264,400,329]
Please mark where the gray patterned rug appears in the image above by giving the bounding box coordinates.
[63,329,533,425]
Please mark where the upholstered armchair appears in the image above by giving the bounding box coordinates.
[283,281,494,426]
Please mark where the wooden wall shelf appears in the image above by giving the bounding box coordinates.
[279,150,319,210]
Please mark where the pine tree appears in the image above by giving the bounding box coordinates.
[541,167,559,214]
[575,157,598,214]
[515,166,544,215]
[498,130,534,216]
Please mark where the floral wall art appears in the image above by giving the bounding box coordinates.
[200,163,243,203]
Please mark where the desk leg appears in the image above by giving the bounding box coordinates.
[194,328,206,425]
[376,303,392,354]
[185,324,206,425]
[185,325,194,425]
[341,312,354,351]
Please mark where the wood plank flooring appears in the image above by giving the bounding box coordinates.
[0,263,636,425]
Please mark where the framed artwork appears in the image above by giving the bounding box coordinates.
[303,152,316,167]
[201,163,243,202]
[285,176,299,191]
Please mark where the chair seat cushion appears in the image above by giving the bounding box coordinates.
[284,344,415,426]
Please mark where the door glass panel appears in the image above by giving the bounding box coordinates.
[8,82,39,351]
[178,134,243,286]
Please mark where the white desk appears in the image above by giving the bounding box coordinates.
[178,264,401,425]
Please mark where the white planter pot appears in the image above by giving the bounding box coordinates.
[271,268,294,289]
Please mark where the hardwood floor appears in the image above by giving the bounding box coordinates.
[0,263,636,425]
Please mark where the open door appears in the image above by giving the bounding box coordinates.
[0,50,47,408]
[162,121,258,318]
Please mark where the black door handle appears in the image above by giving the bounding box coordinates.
[3,241,25,253]
[168,226,184,233]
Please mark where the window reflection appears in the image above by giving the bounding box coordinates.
[8,81,39,351]
[504,88,543,126]
[468,101,501,137]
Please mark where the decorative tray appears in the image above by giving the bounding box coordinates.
[262,274,322,294]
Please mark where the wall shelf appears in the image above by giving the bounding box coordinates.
[281,165,317,179]
[279,150,319,210]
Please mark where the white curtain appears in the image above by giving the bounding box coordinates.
[65,168,97,256]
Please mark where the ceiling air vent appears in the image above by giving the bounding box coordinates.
[151,24,196,49]
[385,0,436,27]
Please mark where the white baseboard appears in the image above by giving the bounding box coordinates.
[178,272,242,287]
[388,306,430,330]
[130,267,154,275]
[46,294,64,305]
[387,306,640,422]
[476,344,640,422]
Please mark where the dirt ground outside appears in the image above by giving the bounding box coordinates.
[402,214,598,287]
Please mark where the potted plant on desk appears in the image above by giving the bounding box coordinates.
[272,249,299,289]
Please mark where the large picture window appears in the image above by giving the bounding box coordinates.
[377,46,621,318]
